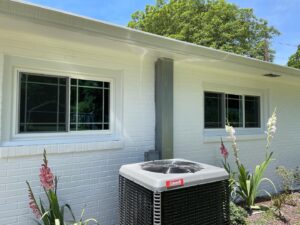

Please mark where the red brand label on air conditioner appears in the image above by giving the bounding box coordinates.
[166,179,184,188]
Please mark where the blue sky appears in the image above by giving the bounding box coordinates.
[25,0,300,65]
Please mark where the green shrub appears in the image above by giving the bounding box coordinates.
[276,166,300,192]
[272,194,287,214]
[230,202,248,225]
[272,194,291,223]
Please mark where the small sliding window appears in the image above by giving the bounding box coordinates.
[204,91,260,129]
[18,72,110,133]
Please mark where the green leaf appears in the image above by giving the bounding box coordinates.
[235,156,275,208]
[288,45,300,69]
[39,198,50,225]
[83,218,99,225]
[62,204,76,221]
[128,0,280,61]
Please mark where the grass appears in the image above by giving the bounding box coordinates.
[249,210,276,225]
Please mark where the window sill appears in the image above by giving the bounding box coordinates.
[203,134,266,143]
[0,137,124,158]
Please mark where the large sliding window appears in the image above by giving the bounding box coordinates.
[19,72,110,133]
[204,91,260,129]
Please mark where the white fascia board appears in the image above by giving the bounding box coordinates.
[1,0,300,78]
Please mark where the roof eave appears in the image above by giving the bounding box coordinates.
[1,0,300,77]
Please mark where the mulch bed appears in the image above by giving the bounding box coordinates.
[247,193,300,225]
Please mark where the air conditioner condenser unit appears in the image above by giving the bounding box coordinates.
[119,159,229,225]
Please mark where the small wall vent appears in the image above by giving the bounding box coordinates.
[263,73,281,78]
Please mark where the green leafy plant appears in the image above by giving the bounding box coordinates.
[287,44,300,69]
[271,194,291,223]
[235,152,276,209]
[220,139,236,198]
[68,208,98,225]
[272,194,286,215]
[222,109,277,209]
[128,0,280,61]
[229,202,248,225]
[276,166,299,207]
[276,166,300,193]
[294,167,300,183]
[26,150,98,225]
[55,208,98,225]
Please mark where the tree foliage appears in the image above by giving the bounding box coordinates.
[287,45,300,69]
[128,0,280,61]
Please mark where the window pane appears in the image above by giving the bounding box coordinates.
[19,73,67,133]
[245,96,260,128]
[204,92,223,128]
[104,82,110,88]
[71,78,77,86]
[77,87,103,123]
[226,94,243,127]
[104,89,110,123]
[70,86,77,123]
[19,81,26,124]
[70,79,110,131]
[26,74,63,85]
[78,80,103,88]
[59,85,66,123]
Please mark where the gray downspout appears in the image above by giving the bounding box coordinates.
[145,58,174,161]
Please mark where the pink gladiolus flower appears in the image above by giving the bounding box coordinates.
[220,139,229,159]
[39,150,54,191]
[29,199,41,219]
[40,165,54,190]
[26,181,41,219]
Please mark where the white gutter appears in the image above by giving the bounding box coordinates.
[1,0,300,77]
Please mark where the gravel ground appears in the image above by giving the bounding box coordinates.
[247,193,300,225]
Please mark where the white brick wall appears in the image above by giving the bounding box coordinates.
[0,68,154,224]
[0,150,148,225]
[0,16,155,225]
[174,61,300,191]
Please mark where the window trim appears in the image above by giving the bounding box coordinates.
[12,67,116,140]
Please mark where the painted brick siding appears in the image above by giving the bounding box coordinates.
[0,16,155,225]
[174,62,300,191]
[0,150,150,225]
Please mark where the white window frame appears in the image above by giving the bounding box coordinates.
[15,69,114,136]
[203,82,268,138]
[10,66,120,143]
[204,92,261,129]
